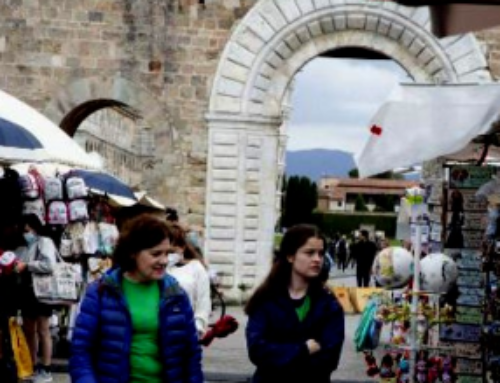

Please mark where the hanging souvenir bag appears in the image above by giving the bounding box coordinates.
[98,222,119,255]
[68,200,89,222]
[354,297,383,352]
[65,176,88,200]
[8,318,33,380]
[67,222,85,257]
[44,176,64,202]
[31,249,80,306]
[82,222,99,255]
[46,201,69,225]
[22,198,46,225]
[19,170,43,200]
[59,232,73,259]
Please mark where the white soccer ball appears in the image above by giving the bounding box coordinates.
[419,253,458,294]
[372,247,414,289]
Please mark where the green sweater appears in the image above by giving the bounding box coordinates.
[122,277,162,383]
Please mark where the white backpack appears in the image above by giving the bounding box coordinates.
[44,177,64,202]
[23,199,46,225]
[47,201,69,225]
[19,173,42,200]
[66,177,88,200]
[68,200,89,222]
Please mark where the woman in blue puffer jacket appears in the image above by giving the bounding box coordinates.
[245,224,345,383]
[69,214,203,383]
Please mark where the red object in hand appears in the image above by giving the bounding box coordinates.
[200,315,239,347]
[370,125,383,136]
[0,251,18,275]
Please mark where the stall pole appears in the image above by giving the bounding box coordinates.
[409,218,423,383]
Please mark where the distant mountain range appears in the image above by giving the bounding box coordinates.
[285,149,421,181]
[285,149,355,181]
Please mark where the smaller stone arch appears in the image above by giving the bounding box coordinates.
[44,75,176,199]
[44,76,170,135]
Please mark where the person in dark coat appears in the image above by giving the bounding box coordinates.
[245,224,345,383]
[352,230,378,287]
[69,214,203,383]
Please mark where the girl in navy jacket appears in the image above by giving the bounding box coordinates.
[245,224,345,383]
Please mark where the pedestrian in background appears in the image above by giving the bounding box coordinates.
[245,224,345,383]
[15,214,57,383]
[70,214,203,383]
[351,230,378,287]
[336,235,348,272]
[167,222,211,338]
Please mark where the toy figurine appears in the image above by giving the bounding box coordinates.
[441,356,455,383]
[364,352,379,377]
[380,354,397,383]
[415,352,428,383]
[427,357,441,383]
[396,353,410,383]
[416,307,428,343]
[392,321,407,345]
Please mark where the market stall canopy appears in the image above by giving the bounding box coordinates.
[355,83,500,178]
[0,89,101,169]
[394,1,500,37]
[134,191,165,211]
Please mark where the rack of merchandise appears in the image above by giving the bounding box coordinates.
[439,164,493,383]
[358,185,458,383]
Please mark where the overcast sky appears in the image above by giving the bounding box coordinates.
[287,57,411,155]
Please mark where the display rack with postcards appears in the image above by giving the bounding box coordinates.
[441,165,494,383]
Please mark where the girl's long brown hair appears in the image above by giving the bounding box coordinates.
[244,224,326,315]
[168,222,206,268]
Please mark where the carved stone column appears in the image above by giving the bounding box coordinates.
[205,113,281,301]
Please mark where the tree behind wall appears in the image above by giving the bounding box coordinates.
[281,175,318,228]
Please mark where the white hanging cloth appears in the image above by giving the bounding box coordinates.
[355,83,500,178]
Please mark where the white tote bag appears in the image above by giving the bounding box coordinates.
[32,250,81,306]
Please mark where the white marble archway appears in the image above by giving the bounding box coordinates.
[206,0,491,300]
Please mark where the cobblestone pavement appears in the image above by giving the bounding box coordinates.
[53,270,369,383]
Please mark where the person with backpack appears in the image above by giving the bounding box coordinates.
[245,224,345,383]
[70,214,203,383]
[14,214,58,383]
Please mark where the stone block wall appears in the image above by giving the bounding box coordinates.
[0,0,255,225]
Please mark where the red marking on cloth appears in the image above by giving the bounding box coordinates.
[370,125,383,136]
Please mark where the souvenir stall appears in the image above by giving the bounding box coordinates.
[0,163,150,359]
[356,186,458,383]
[353,82,500,383]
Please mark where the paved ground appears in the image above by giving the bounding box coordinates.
[53,269,371,383]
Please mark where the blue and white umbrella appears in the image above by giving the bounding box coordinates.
[69,169,137,200]
[0,116,48,162]
[0,89,101,168]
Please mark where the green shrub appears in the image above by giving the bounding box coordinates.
[312,212,397,237]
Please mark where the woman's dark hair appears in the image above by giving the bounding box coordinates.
[168,223,206,267]
[245,224,326,315]
[22,214,45,236]
[113,214,173,272]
